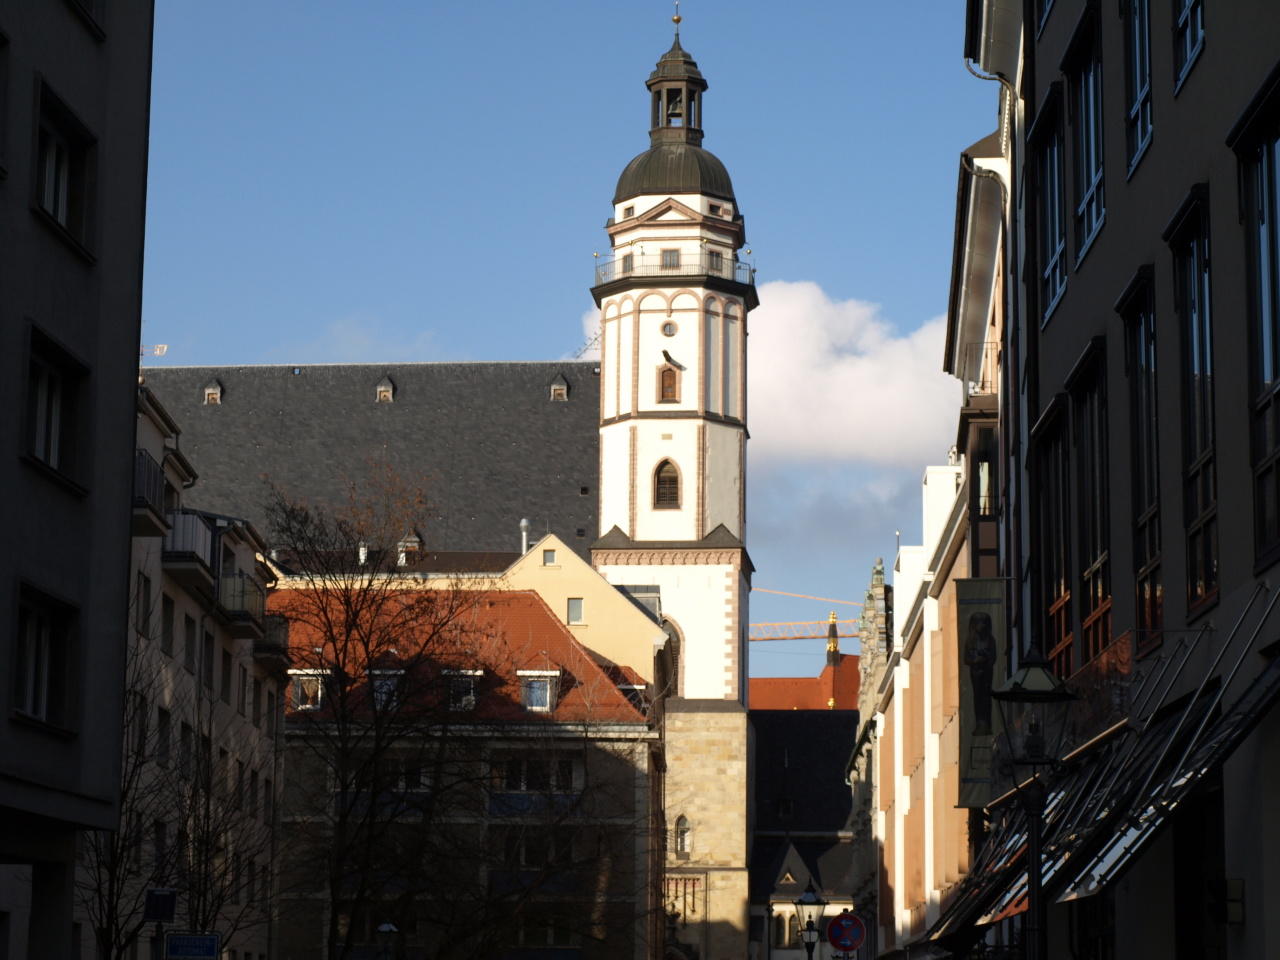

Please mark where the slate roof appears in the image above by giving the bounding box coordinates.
[142,362,600,558]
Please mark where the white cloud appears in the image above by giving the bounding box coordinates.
[748,280,956,466]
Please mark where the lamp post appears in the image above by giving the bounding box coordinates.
[375,922,398,960]
[992,652,1075,960]
[794,879,827,960]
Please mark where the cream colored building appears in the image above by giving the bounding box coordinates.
[587,31,758,960]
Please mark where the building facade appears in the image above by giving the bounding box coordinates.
[588,31,758,960]
[0,2,156,954]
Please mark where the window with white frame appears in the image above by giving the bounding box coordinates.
[289,669,327,710]
[542,548,557,566]
[369,670,403,710]
[518,669,560,712]
[446,668,482,711]
[1070,38,1105,256]
[566,598,584,625]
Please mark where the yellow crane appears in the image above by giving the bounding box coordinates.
[748,589,863,643]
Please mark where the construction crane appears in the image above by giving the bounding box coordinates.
[748,587,863,643]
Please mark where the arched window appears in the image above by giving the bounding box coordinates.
[658,365,679,403]
[654,460,680,509]
[675,815,690,855]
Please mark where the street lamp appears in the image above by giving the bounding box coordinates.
[794,879,826,960]
[992,651,1075,960]
[375,922,398,960]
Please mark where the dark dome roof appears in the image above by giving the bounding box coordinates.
[613,142,735,204]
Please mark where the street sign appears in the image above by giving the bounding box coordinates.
[826,911,866,952]
[164,933,220,960]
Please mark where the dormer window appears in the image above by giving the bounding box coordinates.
[517,669,561,712]
[369,670,403,710]
[623,205,635,218]
[375,376,395,403]
[548,373,570,402]
[445,669,482,711]
[288,669,328,711]
[397,533,422,567]
[202,380,223,405]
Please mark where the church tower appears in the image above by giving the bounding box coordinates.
[591,23,754,960]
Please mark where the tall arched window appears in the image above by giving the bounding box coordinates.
[675,815,691,855]
[658,365,679,402]
[654,460,680,508]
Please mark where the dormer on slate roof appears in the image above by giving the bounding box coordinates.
[202,378,223,405]
[375,375,395,404]
[548,372,570,402]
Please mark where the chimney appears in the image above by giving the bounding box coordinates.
[519,517,531,554]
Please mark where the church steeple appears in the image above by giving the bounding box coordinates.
[646,30,708,148]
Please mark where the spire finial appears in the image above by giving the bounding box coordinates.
[673,0,682,34]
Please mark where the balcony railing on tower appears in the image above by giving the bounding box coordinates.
[593,251,755,287]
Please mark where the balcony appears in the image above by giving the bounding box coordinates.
[132,449,168,537]
[218,571,265,639]
[962,340,1001,403]
[591,252,758,307]
[162,511,215,595]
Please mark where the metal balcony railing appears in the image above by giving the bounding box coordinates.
[220,571,265,623]
[163,512,215,569]
[133,449,165,515]
[593,252,755,287]
[963,340,1001,400]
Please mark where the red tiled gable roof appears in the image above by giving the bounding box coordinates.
[273,588,646,724]
[749,653,860,710]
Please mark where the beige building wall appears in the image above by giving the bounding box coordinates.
[663,701,750,960]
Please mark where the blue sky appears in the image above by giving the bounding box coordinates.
[143,2,994,677]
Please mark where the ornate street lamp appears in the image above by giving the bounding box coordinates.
[794,879,827,960]
[992,651,1075,960]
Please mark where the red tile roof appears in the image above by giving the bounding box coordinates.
[749,653,860,710]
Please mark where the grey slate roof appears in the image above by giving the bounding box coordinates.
[142,362,600,558]
[613,143,735,205]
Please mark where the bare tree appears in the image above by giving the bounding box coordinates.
[267,472,663,960]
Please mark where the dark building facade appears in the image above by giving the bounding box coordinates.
[0,1,156,954]
[911,1,1280,958]
[141,362,600,559]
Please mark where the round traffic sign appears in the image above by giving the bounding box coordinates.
[826,910,866,951]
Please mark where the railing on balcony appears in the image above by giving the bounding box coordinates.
[593,252,755,287]
[220,571,265,623]
[963,340,1001,400]
[133,449,165,515]
[163,512,215,569]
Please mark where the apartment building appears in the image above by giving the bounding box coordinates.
[0,2,156,954]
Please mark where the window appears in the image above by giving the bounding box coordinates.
[129,691,148,757]
[658,365,680,403]
[1071,40,1106,255]
[220,649,232,704]
[566,597,584,624]
[542,548,556,566]
[156,707,171,767]
[661,248,680,269]
[447,669,481,711]
[1036,113,1068,317]
[375,376,394,403]
[707,249,724,275]
[1037,414,1073,677]
[202,632,214,690]
[134,572,151,636]
[153,821,167,870]
[160,594,174,656]
[1124,280,1163,651]
[203,381,222,405]
[249,769,259,817]
[252,677,262,726]
[704,303,721,409]
[1171,203,1218,608]
[1123,0,1152,167]
[235,759,245,809]
[237,664,247,715]
[495,752,576,792]
[1074,361,1111,664]
[518,670,560,712]
[264,778,274,824]
[290,670,326,711]
[183,615,196,673]
[709,203,722,216]
[1246,129,1280,562]
[675,815,691,856]
[1036,0,1054,31]
[654,460,680,508]
[13,586,73,725]
[724,307,740,417]
[661,321,677,337]
[369,670,402,710]
[1173,0,1204,87]
[34,83,94,244]
[26,328,85,475]
[500,827,574,869]
[621,252,634,274]
[550,383,568,401]
[179,723,193,778]
[623,205,635,218]
[266,689,277,735]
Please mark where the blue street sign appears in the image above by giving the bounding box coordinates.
[165,933,220,959]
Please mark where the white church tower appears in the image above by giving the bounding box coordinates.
[590,23,755,959]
